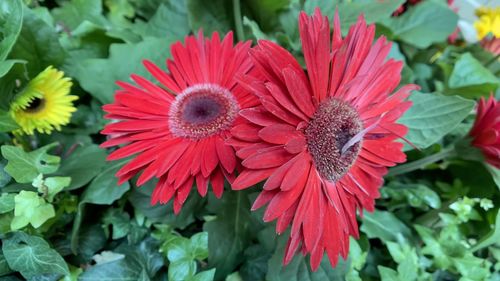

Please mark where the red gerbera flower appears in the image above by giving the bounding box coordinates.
[229,9,418,270]
[101,31,256,213]
[469,96,500,168]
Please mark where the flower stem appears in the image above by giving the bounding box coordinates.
[387,146,456,177]
[233,0,245,41]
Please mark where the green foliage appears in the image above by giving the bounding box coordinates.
[0,1,498,280]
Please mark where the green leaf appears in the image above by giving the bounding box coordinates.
[0,0,23,61]
[185,0,232,34]
[34,176,71,202]
[203,191,256,279]
[53,144,106,190]
[135,1,190,39]
[448,53,499,97]
[2,232,69,279]
[386,0,458,48]
[378,266,399,281]
[52,0,108,30]
[0,60,25,79]
[10,190,55,230]
[190,232,209,260]
[266,233,349,281]
[485,164,500,190]
[74,37,175,104]
[0,193,15,214]
[0,251,12,276]
[9,9,66,77]
[471,209,500,251]
[383,183,441,209]
[186,269,216,281]
[360,209,412,242]
[70,161,130,253]
[102,208,131,240]
[79,238,163,280]
[1,143,60,183]
[399,93,475,149]
[0,111,18,133]
[105,0,135,27]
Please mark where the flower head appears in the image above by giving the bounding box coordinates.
[469,96,500,168]
[474,7,500,39]
[101,32,256,213]
[230,9,418,270]
[10,66,77,135]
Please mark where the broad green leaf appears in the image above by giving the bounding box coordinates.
[240,245,270,281]
[399,93,475,149]
[304,0,404,34]
[266,233,349,281]
[102,208,131,240]
[485,164,500,190]
[386,0,458,48]
[471,209,500,251]
[0,0,23,61]
[186,269,216,281]
[203,191,257,279]
[74,37,174,104]
[0,193,15,214]
[0,251,12,276]
[383,183,441,209]
[0,60,25,79]
[2,232,69,279]
[0,111,18,133]
[135,1,190,39]
[53,144,106,190]
[105,0,135,27]
[378,266,399,281]
[52,0,108,30]
[70,161,130,253]
[448,53,499,97]
[10,191,55,230]
[1,143,60,183]
[186,0,232,35]
[33,176,71,202]
[9,9,66,77]
[360,209,412,242]
[79,238,163,280]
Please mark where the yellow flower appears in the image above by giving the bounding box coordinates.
[474,7,500,39]
[9,66,78,135]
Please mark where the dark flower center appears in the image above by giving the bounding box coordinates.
[169,84,239,140]
[24,97,45,113]
[304,98,363,182]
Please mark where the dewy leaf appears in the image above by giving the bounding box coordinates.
[1,143,60,183]
[2,232,70,279]
[186,0,232,34]
[74,37,175,104]
[386,0,458,48]
[203,191,256,279]
[399,93,475,150]
[267,233,350,281]
[53,144,106,190]
[10,190,55,230]
[52,0,108,30]
[0,0,23,61]
[360,209,412,242]
[448,53,499,97]
[9,8,66,77]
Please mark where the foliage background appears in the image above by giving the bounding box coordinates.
[0,0,499,280]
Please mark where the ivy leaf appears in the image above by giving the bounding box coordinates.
[399,93,475,150]
[2,232,69,279]
[0,251,12,276]
[203,191,257,279]
[102,208,131,240]
[0,111,19,132]
[1,143,60,183]
[186,269,216,281]
[448,53,499,98]
[10,190,55,230]
[386,0,458,48]
[360,209,412,242]
[0,193,15,214]
[53,144,106,190]
[378,266,399,281]
[33,175,71,202]
[0,0,23,62]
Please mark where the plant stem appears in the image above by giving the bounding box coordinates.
[233,0,245,41]
[387,146,456,177]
